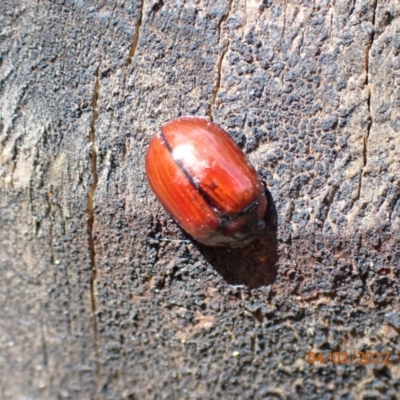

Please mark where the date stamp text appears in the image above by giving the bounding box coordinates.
[307,351,391,365]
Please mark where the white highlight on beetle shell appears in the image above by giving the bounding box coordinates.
[172,143,210,179]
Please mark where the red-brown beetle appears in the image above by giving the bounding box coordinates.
[145,116,267,247]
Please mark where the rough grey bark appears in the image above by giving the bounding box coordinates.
[1,0,400,399]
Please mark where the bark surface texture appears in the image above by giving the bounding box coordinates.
[1,0,400,399]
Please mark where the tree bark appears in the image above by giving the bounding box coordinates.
[1,0,400,399]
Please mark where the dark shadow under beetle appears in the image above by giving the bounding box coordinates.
[194,187,278,289]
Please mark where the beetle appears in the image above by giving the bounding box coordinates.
[145,116,267,247]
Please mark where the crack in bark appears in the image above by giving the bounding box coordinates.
[0,67,15,97]
[217,0,233,42]
[348,0,356,19]
[287,199,295,222]
[321,184,339,223]
[282,0,287,38]
[127,0,144,65]
[46,192,56,265]
[2,81,33,151]
[357,0,377,201]
[63,265,73,336]
[47,189,73,334]
[207,0,233,121]
[206,42,229,122]
[40,320,49,371]
[60,8,69,89]
[88,66,101,388]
